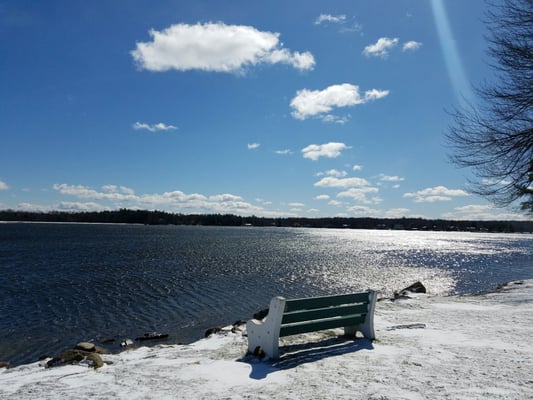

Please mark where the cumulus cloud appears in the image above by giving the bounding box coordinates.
[363,37,399,58]
[289,202,305,207]
[131,22,315,73]
[384,208,410,218]
[274,149,292,155]
[314,14,347,25]
[302,142,350,161]
[443,204,532,221]
[328,200,344,207]
[247,143,260,150]
[133,122,177,132]
[352,165,363,172]
[403,41,422,52]
[403,186,469,203]
[321,114,351,124]
[378,174,405,182]
[316,170,347,178]
[51,183,283,216]
[314,194,330,201]
[314,176,370,188]
[347,205,381,217]
[337,187,380,204]
[290,83,389,120]
[0,180,8,190]
[16,201,110,212]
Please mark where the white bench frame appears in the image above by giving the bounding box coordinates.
[247,290,376,359]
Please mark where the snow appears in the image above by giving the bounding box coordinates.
[1,280,532,399]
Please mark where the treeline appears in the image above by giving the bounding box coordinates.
[1,209,532,233]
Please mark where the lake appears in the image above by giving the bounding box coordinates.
[1,223,531,366]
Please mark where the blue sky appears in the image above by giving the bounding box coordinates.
[1,0,529,220]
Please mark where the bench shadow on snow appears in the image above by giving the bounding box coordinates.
[239,336,374,380]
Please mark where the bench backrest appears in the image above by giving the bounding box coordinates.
[279,291,372,337]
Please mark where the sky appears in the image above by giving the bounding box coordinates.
[1,0,530,221]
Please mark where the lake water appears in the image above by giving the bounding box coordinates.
[1,223,532,366]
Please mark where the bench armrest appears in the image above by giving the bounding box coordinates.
[246,296,286,359]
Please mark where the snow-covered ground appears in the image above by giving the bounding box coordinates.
[1,280,532,399]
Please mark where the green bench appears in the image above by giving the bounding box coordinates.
[246,290,376,359]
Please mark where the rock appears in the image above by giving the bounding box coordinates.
[395,281,427,298]
[253,308,269,320]
[120,338,134,347]
[46,349,104,369]
[75,342,96,352]
[74,342,108,354]
[94,345,110,354]
[204,327,222,337]
[401,281,427,294]
[252,346,265,359]
[85,353,104,369]
[0,361,10,369]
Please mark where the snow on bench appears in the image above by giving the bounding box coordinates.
[246,290,376,359]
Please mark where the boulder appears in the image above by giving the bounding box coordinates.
[46,349,104,369]
[401,281,427,294]
[253,308,269,320]
[204,327,222,337]
[75,342,96,352]
[75,341,109,354]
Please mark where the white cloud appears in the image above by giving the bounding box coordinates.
[403,41,422,52]
[290,83,389,121]
[347,205,381,217]
[352,165,363,172]
[131,22,315,73]
[247,143,260,150]
[288,202,305,207]
[302,142,350,161]
[0,180,8,190]
[255,198,273,205]
[208,194,243,202]
[102,185,135,195]
[49,183,309,217]
[363,37,399,58]
[314,176,370,188]
[378,174,405,182]
[384,208,410,218]
[328,200,344,207]
[133,122,177,132]
[443,204,533,221]
[16,201,110,212]
[314,14,347,25]
[337,187,380,203]
[321,169,347,178]
[274,149,292,155]
[321,114,351,124]
[314,194,330,201]
[403,186,469,203]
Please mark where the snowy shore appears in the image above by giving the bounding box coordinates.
[1,280,532,399]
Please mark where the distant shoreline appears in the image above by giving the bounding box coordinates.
[1,209,532,233]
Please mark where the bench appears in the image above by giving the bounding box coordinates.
[246,290,376,359]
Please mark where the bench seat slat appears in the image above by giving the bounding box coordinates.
[281,303,368,324]
[284,292,369,312]
[280,314,366,337]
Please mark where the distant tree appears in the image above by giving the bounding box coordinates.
[446,0,533,213]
